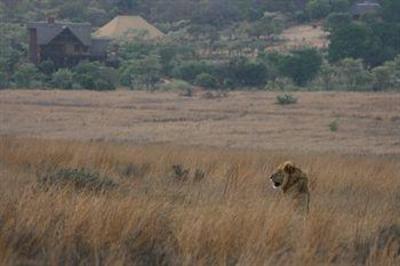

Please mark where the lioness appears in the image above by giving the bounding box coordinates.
[269,161,310,213]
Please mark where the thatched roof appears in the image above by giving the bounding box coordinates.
[351,1,381,16]
[93,16,165,41]
[28,22,92,46]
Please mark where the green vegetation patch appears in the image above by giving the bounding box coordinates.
[276,94,298,105]
[38,168,118,192]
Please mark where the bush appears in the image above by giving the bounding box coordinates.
[13,63,43,89]
[38,60,56,76]
[331,0,351,12]
[119,56,162,90]
[324,12,352,32]
[195,73,218,89]
[336,58,372,90]
[265,78,297,91]
[0,71,8,89]
[38,168,117,192]
[306,0,331,20]
[278,48,323,87]
[73,62,117,91]
[276,94,298,105]
[225,57,268,87]
[372,65,392,91]
[51,69,74,90]
[329,119,339,132]
[172,61,215,82]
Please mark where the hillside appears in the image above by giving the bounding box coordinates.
[270,24,329,51]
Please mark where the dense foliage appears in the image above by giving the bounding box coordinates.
[0,0,400,91]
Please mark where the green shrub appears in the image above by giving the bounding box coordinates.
[265,78,297,91]
[224,57,268,87]
[95,79,115,91]
[306,0,331,20]
[195,73,218,89]
[119,56,162,90]
[278,48,322,87]
[223,78,234,90]
[78,74,96,89]
[324,12,352,32]
[276,94,298,105]
[329,119,339,132]
[13,63,43,88]
[336,58,372,90]
[372,65,392,91]
[38,168,117,192]
[73,62,117,91]
[0,71,8,89]
[51,69,74,90]
[38,60,56,76]
[172,61,215,82]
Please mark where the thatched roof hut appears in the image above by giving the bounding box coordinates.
[94,16,165,41]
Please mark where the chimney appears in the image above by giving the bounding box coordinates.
[48,16,55,24]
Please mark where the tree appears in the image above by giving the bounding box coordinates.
[328,23,371,63]
[318,62,336,91]
[372,65,392,91]
[306,0,331,20]
[0,23,26,81]
[13,63,43,88]
[247,14,285,38]
[192,0,241,26]
[382,0,400,23]
[328,19,400,67]
[279,48,323,87]
[73,62,117,91]
[58,1,88,22]
[172,61,215,82]
[336,58,371,90]
[52,69,74,90]
[225,57,268,87]
[324,12,352,32]
[331,0,350,13]
[120,55,162,89]
[376,55,400,90]
[0,70,8,89]
[195,73,218,89]
[117,0,139,11]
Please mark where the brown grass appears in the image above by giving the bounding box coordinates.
[269,24,329,52]
[1,90,400,155]
[1,136,400,265]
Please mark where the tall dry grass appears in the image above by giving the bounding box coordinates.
[0,136,400,265]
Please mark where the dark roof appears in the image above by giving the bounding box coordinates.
[351,1,381,16]
[28,22,92,46]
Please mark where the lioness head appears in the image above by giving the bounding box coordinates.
[269,161,296,191]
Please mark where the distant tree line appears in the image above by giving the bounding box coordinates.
[1,0,400,91]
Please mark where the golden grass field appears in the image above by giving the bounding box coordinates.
[1,90,400,265]
[1,90,400,154]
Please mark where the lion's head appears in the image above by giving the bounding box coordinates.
[269,161,297,191]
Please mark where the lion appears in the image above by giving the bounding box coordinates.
[269,161,310,213]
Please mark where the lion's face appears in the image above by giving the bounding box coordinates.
[270,169,288,189]
[269,161,295,190]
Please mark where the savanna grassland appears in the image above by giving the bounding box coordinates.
[1,90,400,265]
[1,90,400,154]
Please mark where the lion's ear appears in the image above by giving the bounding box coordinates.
[283,161,296,174]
